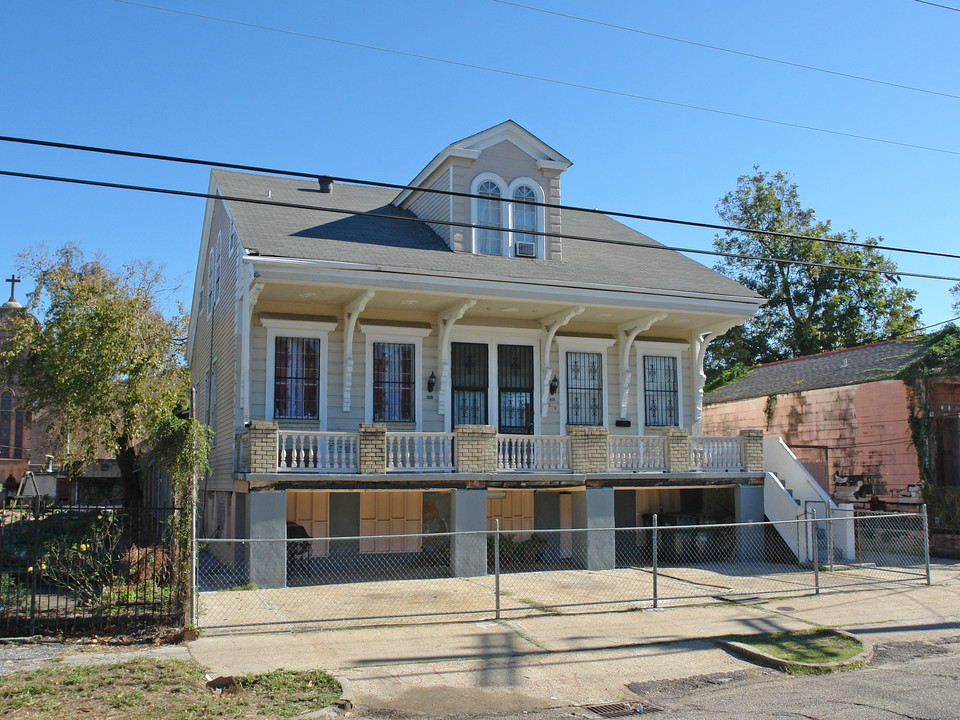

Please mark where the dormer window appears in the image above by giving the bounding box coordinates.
[471,174,544,258]
[512,185,537,257]
[476,180,502,255]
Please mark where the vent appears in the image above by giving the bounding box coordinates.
[583,701,660,716]
[515,241,536,258]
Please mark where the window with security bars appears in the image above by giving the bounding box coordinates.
[452,342,488,426]
[644,355,679,426]
[566,352,603,425]
[498,344,534,434]
[373,342,415,422]
[274,337,320,419]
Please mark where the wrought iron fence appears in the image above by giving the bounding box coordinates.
[0,502,181,637]
[196,509,929,635]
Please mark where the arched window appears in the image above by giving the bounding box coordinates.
[0,392,25,460]
[476,180,503,255]
[513,185,537,250]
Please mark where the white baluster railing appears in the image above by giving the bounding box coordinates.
[608,435,667,471]
[386,433,456,472]
[278,432,359,472]
[497,435,571,471]
[690,436,744,470]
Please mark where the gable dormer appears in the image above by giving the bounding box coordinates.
[395,121,572,261]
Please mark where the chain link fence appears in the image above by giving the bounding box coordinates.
[196,509,929,635]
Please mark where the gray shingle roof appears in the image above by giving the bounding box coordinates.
[213,169,761,302]
[704,339,924,404]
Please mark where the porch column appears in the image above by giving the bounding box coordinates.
[572,487,615,570]
[358,424,387,474]
[734,484,764,563]
[666,428,691,473]
[450,488,488,577]
[247,421,279,474]
[740,429,764,472]
[455,425,498,473]
[568,425,609,473]
[247,490,287,589]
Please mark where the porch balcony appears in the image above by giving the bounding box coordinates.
[235,422,764,477]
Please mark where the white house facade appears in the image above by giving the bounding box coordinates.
[187,121,773,587]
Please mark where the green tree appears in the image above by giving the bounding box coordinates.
[0,245,188,506]
[951,282,960,316]
[707,168,920,384]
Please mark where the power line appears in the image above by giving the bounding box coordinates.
[3,167,960,284]
[109,0,960,158]
[914,0,960,11]
[492,0,960,101]
[4,134,960,263]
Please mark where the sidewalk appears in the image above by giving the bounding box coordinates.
[187,562,960,716]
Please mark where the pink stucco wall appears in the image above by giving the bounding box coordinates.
[703,380,919,506]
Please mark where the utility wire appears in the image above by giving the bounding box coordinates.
[109,0,960,158]
[4,134,960,263]
[3,168,959,284]
[914,0,960,11]
[492,0,960,101]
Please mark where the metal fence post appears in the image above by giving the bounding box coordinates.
[812,509,820,595]
[30,494,39,636]
[191,487,198,627]
[922,503,931,586]
[827,505,834,573]
[652,513,658,609]
[494,518,501,620]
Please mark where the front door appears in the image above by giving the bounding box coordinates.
[498,344,534,434]
[451,342,488,429]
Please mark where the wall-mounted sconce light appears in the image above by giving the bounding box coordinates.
[549,374,559,395]
[427,371,437,393]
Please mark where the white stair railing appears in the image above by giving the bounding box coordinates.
[278,432,359,472]
[386,432,456,472]
[497,434,570,471]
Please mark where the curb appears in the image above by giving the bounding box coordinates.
[719,629,873,672]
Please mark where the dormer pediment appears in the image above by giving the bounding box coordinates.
[395,120,571,207]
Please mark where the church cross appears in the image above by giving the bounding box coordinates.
[5,275,20,302]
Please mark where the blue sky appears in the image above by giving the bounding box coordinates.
[2,0,958,325]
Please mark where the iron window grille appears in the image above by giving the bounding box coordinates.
[567,352,603,425]
[644,355,678,426]
[274,337,320,420]
[373,342,415,422]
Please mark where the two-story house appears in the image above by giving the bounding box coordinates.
[188,121,775,588]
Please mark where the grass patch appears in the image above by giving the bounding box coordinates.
[0,658,341,719]
[731,629,863,673]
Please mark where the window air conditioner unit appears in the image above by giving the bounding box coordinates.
[515,241,536,258]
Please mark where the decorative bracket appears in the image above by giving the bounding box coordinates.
[689,317,746,432]
[341,290,375,412]
[436,299,477,416]
[617,313,667,419]
[539,306,585,416]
